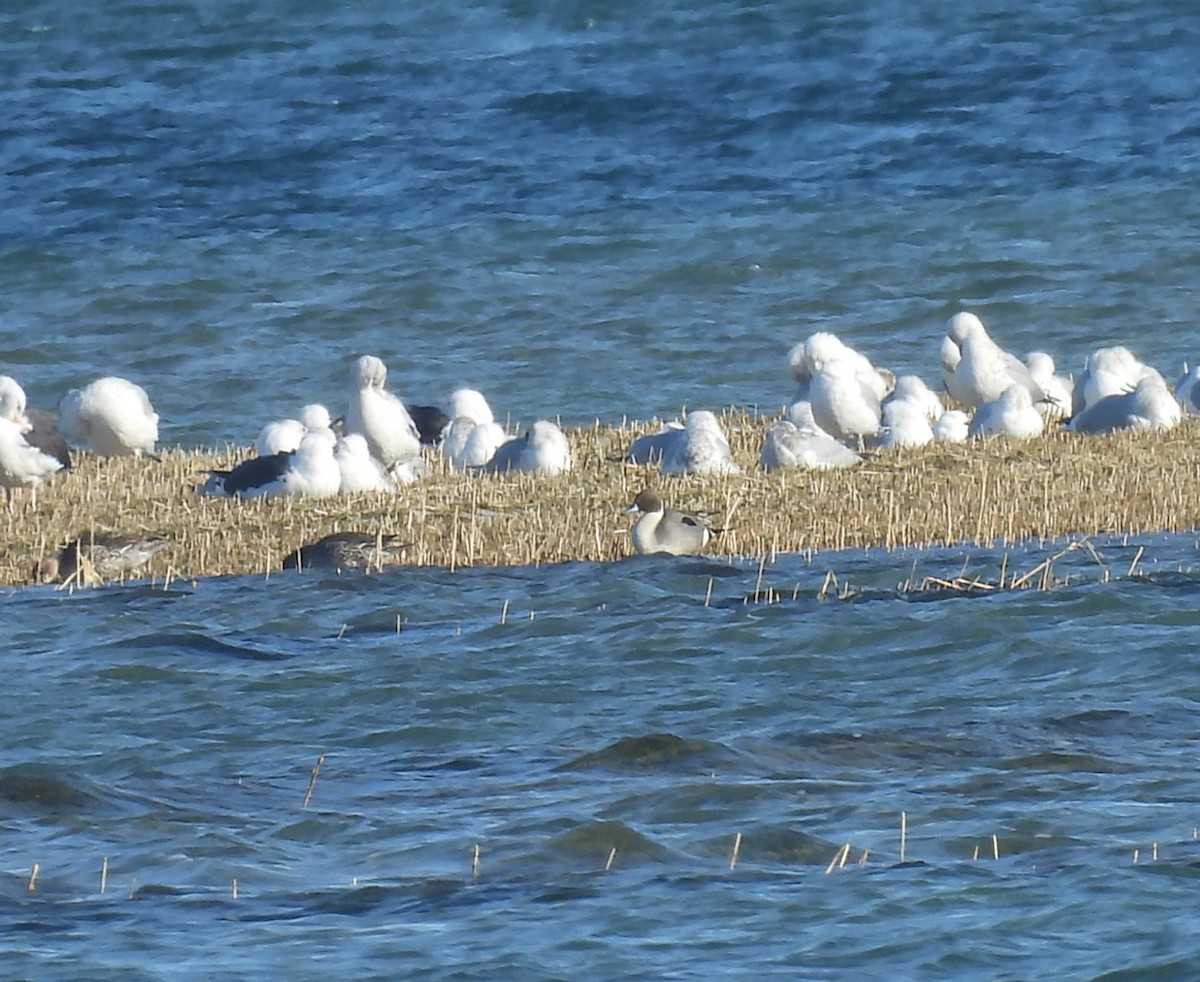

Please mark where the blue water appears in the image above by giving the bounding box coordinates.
[4,1,1200,977]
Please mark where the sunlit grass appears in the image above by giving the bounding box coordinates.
[3,409,1198,586]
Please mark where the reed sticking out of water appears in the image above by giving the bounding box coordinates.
[729,832,743,871]
[992,834,1000,861]
[232,879,238,900]
[858,848,869,868]
[500,599,509,625]
[900,811,907,863]
[27,862,38,892]
[825,842,851,874]
[1128,546,1144,577]
[302,753,324,809]
[605,847,617,872]
[472,844,480,880]
[6,412,1200,586]
[100,856,108,894]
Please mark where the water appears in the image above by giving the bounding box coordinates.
[3,0,1200,976]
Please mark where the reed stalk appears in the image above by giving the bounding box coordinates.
[729,831,743,871]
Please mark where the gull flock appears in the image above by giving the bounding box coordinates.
[0,314,1194,563]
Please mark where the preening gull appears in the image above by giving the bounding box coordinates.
[660,410,740,475]
[944,312,1041,410]
[968,384,1045,440]
[788,332,892,403]
[625,488,718,556]
[36,533,168,585]
[345,355,421,470]
[1025,352,1073,420]
[1067,374,1181,435]
[807,359,882,448]
[282,532,409,572]
[940,335,974,407]
[58,376,158,457]
[483,420,572,476]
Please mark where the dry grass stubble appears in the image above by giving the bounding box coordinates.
[2,409,1198,587]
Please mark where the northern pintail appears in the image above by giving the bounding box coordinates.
[625,488,717,556]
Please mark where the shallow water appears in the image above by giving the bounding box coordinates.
[6,534,1200,978]
[4,0,1200,977]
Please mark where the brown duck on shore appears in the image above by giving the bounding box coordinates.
[36,533,169,586]
[282,532,410,572]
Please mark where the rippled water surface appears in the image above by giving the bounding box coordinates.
[6,535,1200,978]
[4,0,1200,977]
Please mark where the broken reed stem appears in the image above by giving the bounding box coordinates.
[500,599,509,625]
[704,577,714,608]
[302,753,325,809]
[27,862,38,892]
[472,843,481,880]
[825,842,852,874]
[232,879,238,899]
[900,811,907,863]
[729,832,743,871]
[100,856,108,894]
[1128,545,1144,577]
[605,847,617,872]
[993,833,1000,861]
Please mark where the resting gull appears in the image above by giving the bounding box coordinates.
[760,413,862,470]
[257,404,333,456]
[660,410,740,476]
[483,419,572,476]
[968,384,1045,440]
[1067,374,1181,435]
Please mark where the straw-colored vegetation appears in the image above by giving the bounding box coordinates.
[3,408,1199,587]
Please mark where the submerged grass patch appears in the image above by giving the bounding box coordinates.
[3,409,1199,587]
